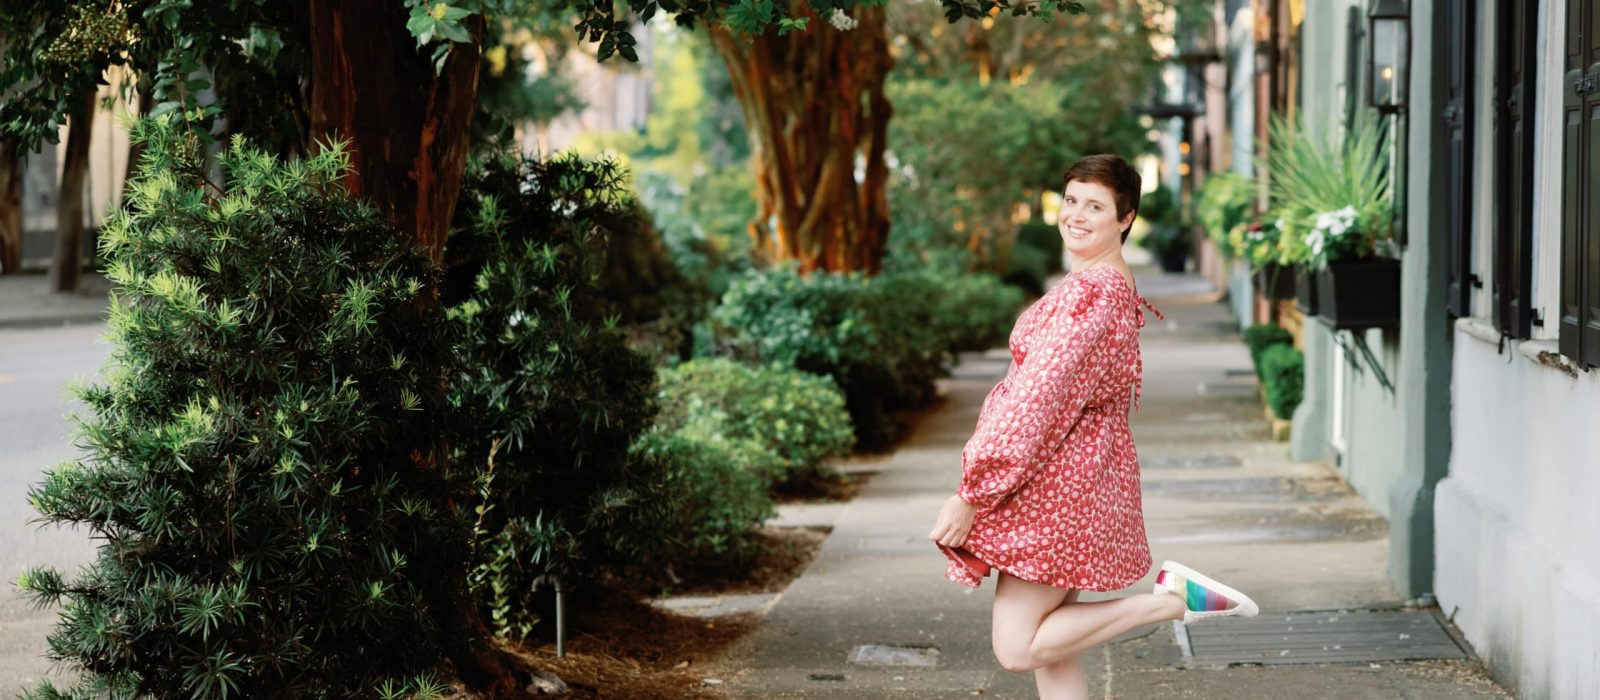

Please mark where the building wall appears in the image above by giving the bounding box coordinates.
[1290,0,1453,598]
[1435,1,1600,697]
[18,74,138,269]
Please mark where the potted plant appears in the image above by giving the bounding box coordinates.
[1139,184,1190,273]
[1262,113,1398,329]
[1142,226,1191,272]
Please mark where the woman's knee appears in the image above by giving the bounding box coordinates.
[991,641,1038,674]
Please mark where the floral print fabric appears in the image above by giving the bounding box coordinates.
[937,266,1163,591]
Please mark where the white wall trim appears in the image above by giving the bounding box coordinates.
[1453,318,1587,380]
[1455,317,1501,346]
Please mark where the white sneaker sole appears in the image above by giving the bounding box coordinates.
[1154,560,1260,624]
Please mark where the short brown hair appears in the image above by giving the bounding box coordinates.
[1062,154,1142,242]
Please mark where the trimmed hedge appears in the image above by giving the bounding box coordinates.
[712,266,944,449]
[655,358,853,482]
[627,429,780,564]
[1243,324,1294,379]
[1260,344,1305,419]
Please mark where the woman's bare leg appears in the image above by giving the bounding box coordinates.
[991,571,1185,678]
[1032,645,1088,699]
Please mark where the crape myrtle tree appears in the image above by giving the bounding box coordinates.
[0,0,484,265]
[2,0,1146,277]
[551,0,1094,273]
[883,0,1166,271]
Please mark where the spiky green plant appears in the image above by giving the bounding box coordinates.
[444,151,668,637]
[1261,113,1395,268]
[19,117,471,699]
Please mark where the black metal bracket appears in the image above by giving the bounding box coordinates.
[1330,329,1396,394]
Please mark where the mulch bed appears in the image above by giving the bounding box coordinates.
[495,505,844,697]
[505,588,756,699]
[443,455,893,697]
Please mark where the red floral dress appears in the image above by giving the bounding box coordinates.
[937,265,1164,591]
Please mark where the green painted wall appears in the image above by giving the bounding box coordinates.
[1288,0,1452,598]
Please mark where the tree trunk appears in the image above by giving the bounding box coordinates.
[308,0,482,265]
[121,86,155,199]
[51,91,95,293]
[706,2,894,274]
[0,137,22,275]
[307,6,525,697]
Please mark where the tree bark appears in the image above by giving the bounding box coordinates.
[706,2,894,274]
[307,6,527,697]
[51,91,95,293]
[308,0,482,264]
[0,137,22,275]
[121,86,155,200]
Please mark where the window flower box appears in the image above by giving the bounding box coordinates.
[1315,257,1400,329]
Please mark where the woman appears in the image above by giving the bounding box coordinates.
[928,155,1258,699]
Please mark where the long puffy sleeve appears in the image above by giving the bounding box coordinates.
[957,276,1116,510]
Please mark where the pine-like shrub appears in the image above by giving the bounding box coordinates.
[20,119,469,698]
[656,358,853,482]
[444,152,667,637]
[1260,344,1305,419]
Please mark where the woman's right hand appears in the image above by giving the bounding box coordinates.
[929,494,978,548]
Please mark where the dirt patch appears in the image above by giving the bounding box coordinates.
[774,470,870,503]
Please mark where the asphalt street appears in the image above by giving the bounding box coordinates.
[0,324,110,695]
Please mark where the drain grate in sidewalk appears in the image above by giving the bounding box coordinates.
[1181,610,1468,666]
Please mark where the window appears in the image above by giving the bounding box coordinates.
[1560,0,1600,366]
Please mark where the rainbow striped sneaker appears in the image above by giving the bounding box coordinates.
[1153,560,1260,625]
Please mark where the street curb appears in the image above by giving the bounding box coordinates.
[0,312,110,331]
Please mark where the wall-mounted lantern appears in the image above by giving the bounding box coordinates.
[1368,0,1410,112]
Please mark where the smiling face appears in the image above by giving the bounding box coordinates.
[1058,179,1136,260]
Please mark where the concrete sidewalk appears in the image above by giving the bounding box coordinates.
[712,269,1512,699]
[0,274,110,330]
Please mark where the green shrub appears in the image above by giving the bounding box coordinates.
[880,254,1024,354]
[1243,324,1294,379]
[712,265,946,450]
[656,358,854,482]
[21,120,469,698]
[1260,344,1305,419]
[444,152,667,637]
[629,429,780,566]
[1002,240,1050,296]
[1195,171,1257,258]
[1016,219,1064,273]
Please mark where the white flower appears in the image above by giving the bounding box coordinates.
[1314,206,1359,239]
[829,9,858,31]
[1274,217,1285,231]
[1305,229,1325,258]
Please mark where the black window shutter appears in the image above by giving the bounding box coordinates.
[1563,0,1600,367]
[1445,0,1475,319]
[1561,0,1587,361]
[1494,0,1536,338]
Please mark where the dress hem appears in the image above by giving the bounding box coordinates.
[937,542,1151,592]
